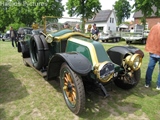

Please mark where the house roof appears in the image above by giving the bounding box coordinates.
[133,6,157,18]
[86,10,112,23]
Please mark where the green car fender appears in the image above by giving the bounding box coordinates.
[47,52,92,80]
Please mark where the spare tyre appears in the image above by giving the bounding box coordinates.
[39,35,49,67]
[29,35,44,70]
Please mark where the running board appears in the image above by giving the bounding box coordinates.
[24,58,47,77]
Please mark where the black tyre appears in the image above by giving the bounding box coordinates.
[142,39,146,44]
[39,35,49,67]
[114,69,141,90]
[102,40,105,42]
[113,38,116,42]
[126,41,132,44]
[60,62,85,115]
[29,35,44,70]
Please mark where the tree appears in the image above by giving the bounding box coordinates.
[66,0,101,32]
[7,0,34,26]
[113,0,131,25]
[133,0,160,29]
[0,0,11,32]
[153,0,160,15]
[0,0,64,32]
[33,0,64,23]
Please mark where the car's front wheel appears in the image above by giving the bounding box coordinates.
[60,62,85,115]
[114,69,141,90]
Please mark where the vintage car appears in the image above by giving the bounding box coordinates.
[17,27,33,40]
[2,31,10,41]
[17,16,144,115]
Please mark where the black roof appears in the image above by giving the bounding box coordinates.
[87,10,112,23]
[133,6,158,18]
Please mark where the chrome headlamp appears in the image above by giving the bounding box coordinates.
[94,61,114,83]
[125,54,142,71]
[46,35,53,43]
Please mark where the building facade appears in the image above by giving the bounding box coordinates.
[133,6,160,30]
[85,10,117,33]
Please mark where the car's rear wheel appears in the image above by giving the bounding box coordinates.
[60,62,85,115]
[114,69,141,90]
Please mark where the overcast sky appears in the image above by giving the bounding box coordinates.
[62,0,134,21]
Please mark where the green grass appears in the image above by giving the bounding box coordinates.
[0,40,160,120]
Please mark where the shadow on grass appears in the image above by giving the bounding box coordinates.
[0,108,6,120]
[47,78,62,93]
[78,78,159,119]
[133,78,160,97]
[43,75,158,119]
[73,82,138,119]
[0,65,29,104]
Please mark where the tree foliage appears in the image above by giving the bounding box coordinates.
[66,0,101,32]
[33,0,64,23]
[0,0,64,32]
[5,23,26,32]
[0,0,11,32]
[113,0,131,25]
[133,0,160,27]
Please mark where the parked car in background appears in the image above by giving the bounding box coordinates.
[2,31,10,41]
[121,24,149,44]
[99,31,121,43]
[0,33,3,38]
[143,30,150,37]
[17,27,33,40]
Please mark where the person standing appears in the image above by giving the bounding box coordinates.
[63,22,70,29]
[74,23,81,32]
[91,23,100,40]
[145,23,160,90]
[10,26,17,47]
[91,23,99,35]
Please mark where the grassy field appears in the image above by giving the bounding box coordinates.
[0,40,160,120]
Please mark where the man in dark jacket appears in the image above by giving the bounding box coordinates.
[10,26,17,47]
[91,23,100,41]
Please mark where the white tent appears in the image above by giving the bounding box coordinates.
[119,24,129,29]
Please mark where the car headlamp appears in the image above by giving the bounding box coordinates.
[46,35,53,43]
[125,54,142,71]
[94,61,114,83]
